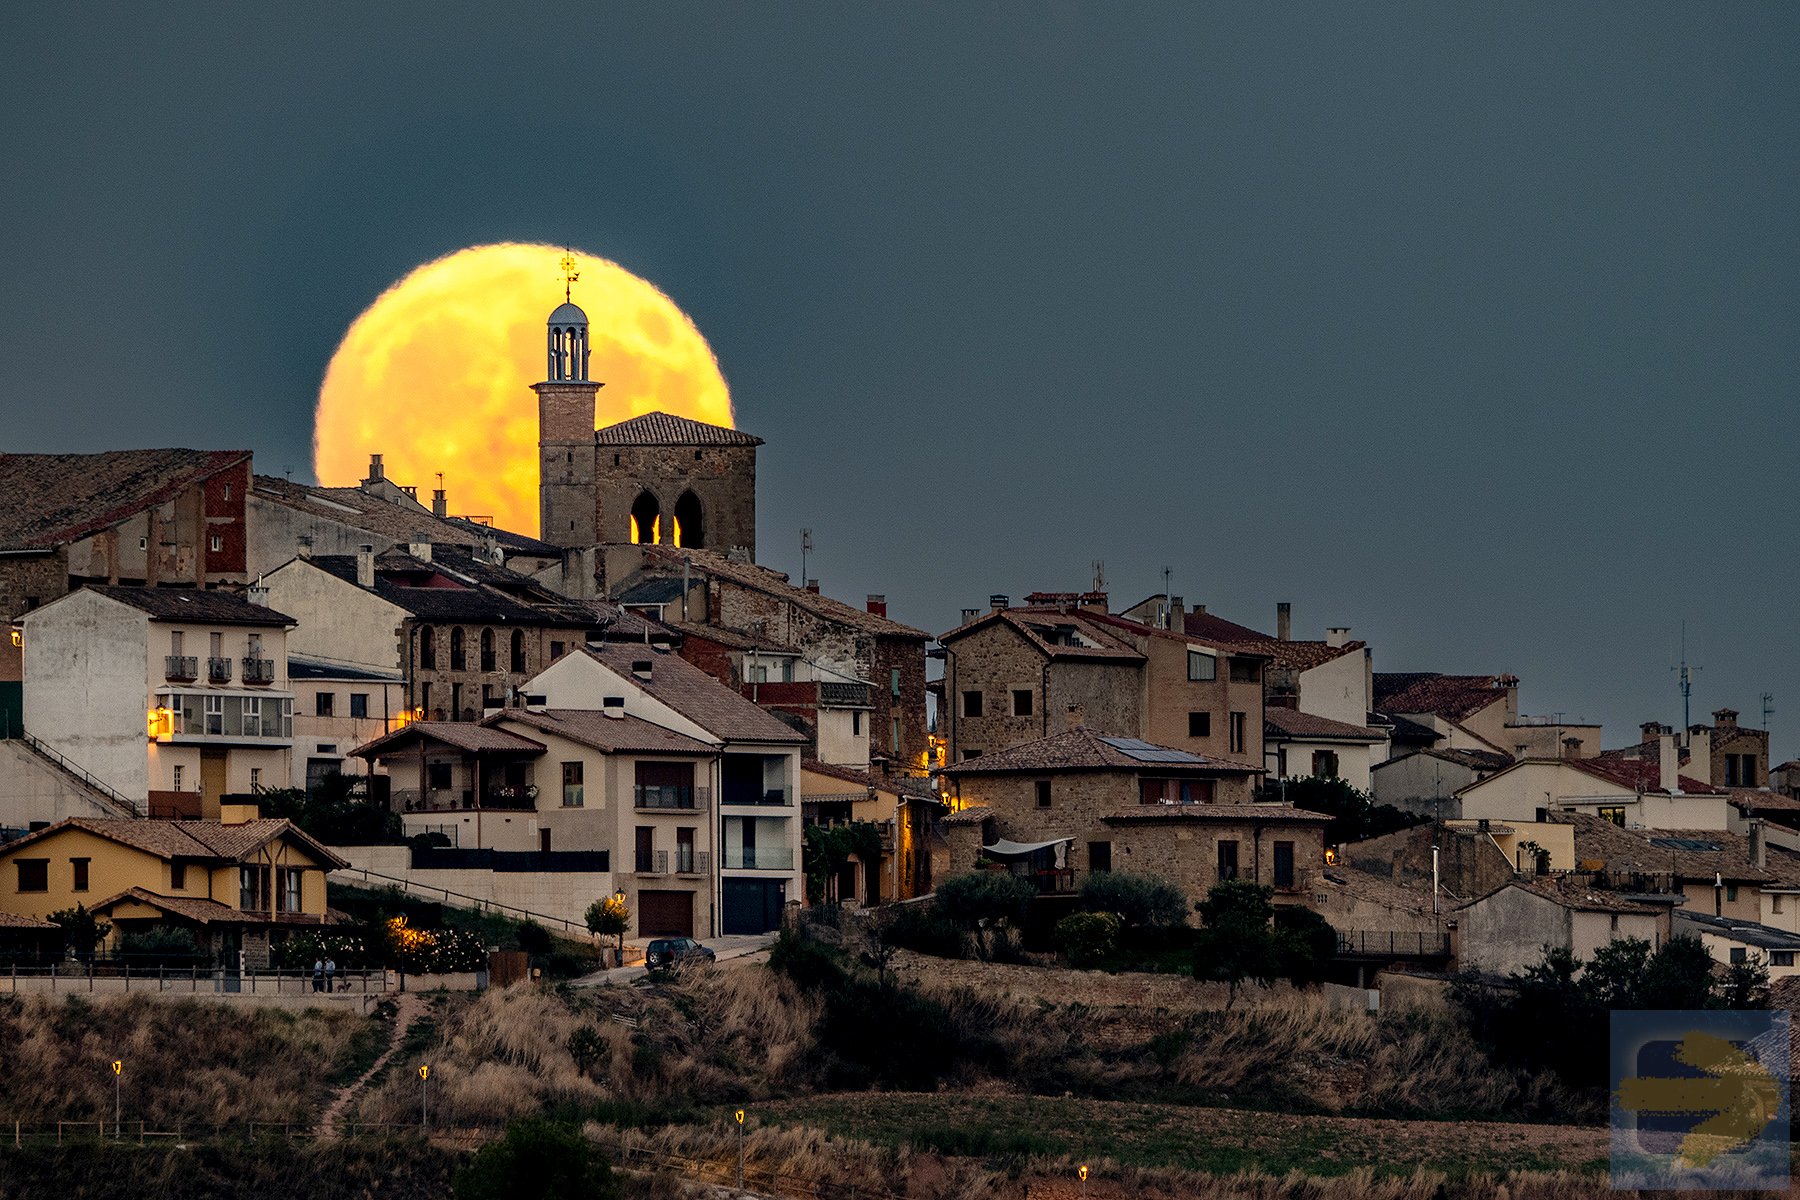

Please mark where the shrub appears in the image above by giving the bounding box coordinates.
[584,895,629,951]
[934,872,1035,960]
[116,926,203,966]
[1079,872,1187,930]
[1054,911,1120,968]
[768,928,849,992]
[516,921,553,957]
[453,1117,619,1200]
[48,904,110,961]
[882,903,964,958]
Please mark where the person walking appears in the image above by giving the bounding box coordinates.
[324,956,337,992]
[312,957,324,993]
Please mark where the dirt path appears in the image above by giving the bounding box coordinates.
[318,992,422,1138]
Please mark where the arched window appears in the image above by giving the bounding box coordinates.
[450,626,465,671]
[419,626,435,669]
[510,629,525,673]
[674,491,705,549]
[630,491,661,544]
[480,628,495,672]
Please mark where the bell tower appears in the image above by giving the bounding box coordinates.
[534,253,602,547]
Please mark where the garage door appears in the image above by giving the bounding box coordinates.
[638,890,694,938]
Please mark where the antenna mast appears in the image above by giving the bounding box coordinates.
[801,529,813,586]
[1762,692,1775,730]
[1672,620,1701,730]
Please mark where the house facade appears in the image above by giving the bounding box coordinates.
[1456,878,1664,976]
[20,587,295,814]
[288,655,407,792]
[1456,747,1728,831]
[800,760,940,903]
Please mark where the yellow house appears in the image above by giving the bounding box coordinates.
[0,803,345,967]
[800,760,942,903]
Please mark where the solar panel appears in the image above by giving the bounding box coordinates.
[1648,837,1722,853]
[1098,736,1206,764]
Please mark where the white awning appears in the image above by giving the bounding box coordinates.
[982,837,1073,858]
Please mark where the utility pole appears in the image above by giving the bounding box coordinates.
[1672,621,1701,731]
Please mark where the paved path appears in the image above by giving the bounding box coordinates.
[317,991,422,1138]
[572,933,776,987]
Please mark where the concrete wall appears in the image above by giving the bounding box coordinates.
[0,739,131,826]
[263,559,406,672]
[332,844,615,932]
[1457,886,1573,975]
[1269,737,1375,792]
[1298,652,1367,728]
[21,590,152,799]
[1372,753,1486,820]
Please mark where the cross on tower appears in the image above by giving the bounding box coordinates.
[559,249,580,302]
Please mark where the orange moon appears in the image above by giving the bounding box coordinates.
[312,243,733,536]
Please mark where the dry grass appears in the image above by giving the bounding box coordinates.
[0,994,373,1127]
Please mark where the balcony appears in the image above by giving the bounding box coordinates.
[207,656,233,683]
[394,785,537,813]
[635,784,710,812]
[164,655,198,682]
[721,786,792,808]
[722,847,794,871]
[636,849,710,875]
[242,658,275,685]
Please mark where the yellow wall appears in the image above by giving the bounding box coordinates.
[1446,818,1576,872]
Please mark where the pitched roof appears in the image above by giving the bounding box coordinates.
[1102,803,1330,824]
[1568,755,1717,796]
[0,818,345,869]
[631,547,927,639]
[1725,788,1800,814]
[1318,866,1435,916]
[492,709,715,756]
[941,804,992,827]
[0,449,251,551]
[942,727,1260,776]
[90,886,330,926]
[1374,673,1513,722]
[593,412,764,447]
[251,475,558,558]
[78,585,295,627]
[1676,911,1800,950]
[1373,747,1513,775]
[938,608,1145,661]
[353,720,547,759]
[286,654,402,682]
[0,911,57,930]
[1558,813,1792,885]
[1263,708,1386,743]
[581,644,808,744]
[1377,712,1442,746]
[1490,877,1660,915]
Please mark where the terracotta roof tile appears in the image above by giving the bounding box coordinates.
[1568,755,1717,795]
[631,547,927,639]
[90,886,330,926]
[593,412,763,446]
[1263,708,1386,743]
[1558,813,1795,885]
[354,721,547,759]
[252,475,558,557]
[493,709,715,756]
[0,911,58,930]
[0,817,345,869]
[943,727,1260,776]
[941,805,992,827]
[0,449,250,551]
[1104,803,1330,824]
[1374,673,1513,722]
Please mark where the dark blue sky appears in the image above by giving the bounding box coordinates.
[4,4,1797,756]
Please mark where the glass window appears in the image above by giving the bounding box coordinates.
[1217,840,1239,882]
[1188,712,1210,738]
[1229,712,1247,754]
[71,858,89,892]
[1035,780,1051,808]
[315,692,335,717]
[1273,841,1295,889]
[562,761,585,807]
[1012,689,1033,717]
[961,691,983,718]
[891,668,901,698]
[280,869,302,913]
[204,694,224,735]
[16,859,48,892]
[349,693,368,719]
[1229,659,1257,683]
[1187,651,1216,681]
[1088,842,1112,873]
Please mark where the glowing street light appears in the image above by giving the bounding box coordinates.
[420,1064,430,1131]
[734,1108,747,1188]
[111,1059,123,1139]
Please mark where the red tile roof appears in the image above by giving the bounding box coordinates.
[938,609,1144,661]
[1569,755,1717,795]
[353,721,547,759]
[493,709,715,756]
[0,449,250,551]
[1263,708,1386,743]
[0,818,345,869]
[1374,673,1513,722]
[942,727,1260,776]
[594,412,763,446]
[583,644,809,744]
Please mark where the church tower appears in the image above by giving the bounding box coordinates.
[534,258,601,547]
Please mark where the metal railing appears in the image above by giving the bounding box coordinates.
[15,731,141,817]
[636,850,709,875]
[635,784,708,811]
[329,864,598,938]
[722,847,794,870]
[207,656,233,682]
[0,962,391,996]
[1335,930,1452,958]
[164,655,198,681]
[395,787,535,813]
[721,786,791,807]
[241,657,275,684]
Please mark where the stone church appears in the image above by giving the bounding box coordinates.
[534,297,760,557]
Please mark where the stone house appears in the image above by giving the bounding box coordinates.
[1374,671,1600,763]
[0,449,253,735]
[1611,711,1771,791]
[938,596,1267,769]
[939,725,1325,908]
[1370,747,1512,820]
[801,759,941,903]
[1456,877,1665,976]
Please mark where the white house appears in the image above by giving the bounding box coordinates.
[1262,707,1387,792]
[21,586,295,814]
[288,654,406,792]
[1675,911,1800,980]
[1456,742,1729,832]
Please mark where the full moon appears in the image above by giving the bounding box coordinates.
[312,243,733,537]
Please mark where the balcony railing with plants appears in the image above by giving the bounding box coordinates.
[242,658,275,685]
[207,656,232,683]
[393,785,537,813]
[721,847,794,871]
[635,784,710,811]
[164,655,198,681]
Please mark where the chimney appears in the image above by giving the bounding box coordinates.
[1641,721,1667,743]
[1064,703,1085,730]
[1169,596,1185,630]
[1277,602,1292,642]
[1686,726,1712,786]
[631,659,653,680]
[366,453,384,482]
[866,594,887,618]
[432,488,447,519]
[1750,819,1768,868]
[1713,708,1739,730]
[961,608,980,625]
[1561,736,1583,759]
[601,697,626,720]
[1078,591,1108,614]
[296,533,313,560]
[355,544,375,589]
[1191,603,1206,616]
[805,579,820,594]
[246,584,270,607]
[408,541,432,563]
[1326,627,1350,648]
[1659,733,1680,792]
[990,594,1009,613]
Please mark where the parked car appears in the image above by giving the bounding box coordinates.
[645,937,716,970]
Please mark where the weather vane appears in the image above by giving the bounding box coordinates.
[559,249,580,302]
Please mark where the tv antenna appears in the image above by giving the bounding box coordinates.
[1091,560,1107,592]
[1762,692,1775,730]
[800,529,813,586]
[1672,620,1702,730]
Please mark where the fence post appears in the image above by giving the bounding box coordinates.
[124,961,130,991]
[88,960,93,992]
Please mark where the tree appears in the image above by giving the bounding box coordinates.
[585,894,630,953]
[257,774,401,845]
[1079,872,1187,930]
[1272,906,1338,985]
[1719,955,1772,1010]
[1257,775,1421,845]
[49,904,111,962]
[1055,911,1121,968]
[933,871,1035,960]
[1192,881,1284,1007]
[453,1117,618,1200]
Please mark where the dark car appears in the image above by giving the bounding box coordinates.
[645,937,716,970]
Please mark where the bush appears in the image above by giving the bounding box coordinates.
[516,921,553,957]
[584,895,629,950]
[882,904,965,958]
[116,926,203,966]
[453,1117,618,1200]
[768,928,849,992]
[934,872,1035,960]
[48,904,110,961]
[1054,911,1121,968]
[1079,872,1187,929]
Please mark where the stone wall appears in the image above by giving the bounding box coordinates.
[538,381,600,548]
[942,623,1051,757]
[0,552,68,686]
[595,444,757,556]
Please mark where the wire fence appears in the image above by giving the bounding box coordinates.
[0,963,396,996]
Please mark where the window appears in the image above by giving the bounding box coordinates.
[1011,689,1033,717]
[1187,651,1216,681]
[891,717,900,753]
[210,631,222,657]
[449,627,465,670]
[891,668,901,698]
[962,749,982,760]
[170,630,185,656]
[1597,805,1625,827]
[420,627,436,668]
[1229,711,1246,754]
[240,865,269,912]
[852,711,862,736]
[1311,750,1339,778]
[1730,947,1748,965]
[1726,884,1739,902]
[420,682,431,717]
[315,691,335,717]
[480,628,495,672]
[562,761,585,807]
[205,694,224,735]
[676,826,697,873]
[349,693,368,719]
[1773,951,1796,968]
[510,629,525,671]
[250,766,262,791]
[1088,842,1112,873]
[1188,712,1211,738]
[210,534,223,552]
[550,640,565,660]
[450,683,462,719]
[71,858,89,892]
[223,483,231,500]
[16,860,48,892]
[1035,780,1052,808]
[171,861,187,890]
[1216,840,1239,882]
[139,537,147,550]
[427,761,453,790]
[961,690,984,718]
[1229,659,1257,683]
[279,868,302,913]
[1273,841,1295,889]
[172,765,184,791]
